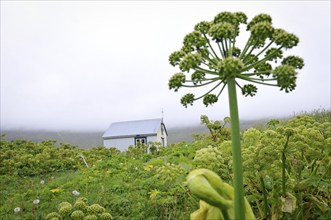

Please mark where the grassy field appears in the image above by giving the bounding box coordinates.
[1,110,330,219]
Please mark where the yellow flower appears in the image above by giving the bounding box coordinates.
[144,164,153,171]
[50,188,60,193]
[149,189,161,200]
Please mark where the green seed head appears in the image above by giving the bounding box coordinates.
[194,21,211,34]
[45,212,61,220]
[218,57,244,79]
[87,204,105,215]
[181,93,195,108]
[74,201,88,211]
[100,212,113,220]
[71,210,85,220]
[84,215,98,220]
[169,73,186,91]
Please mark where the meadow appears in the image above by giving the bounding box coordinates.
[1,110,330,219]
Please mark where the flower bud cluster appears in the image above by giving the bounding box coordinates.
[183,31,208,50]
[85,215,98,220]
[74,197,88,211]
[155,163,185,183]
[265,47,283,62]
[194,21,211,34]
[272,65,297,92]
[209,22,236,42]
[213,11,237,24]
[194,146,228,177]
[247,13,272,31]
[254,63,272,75]
[281,56,304,69]
[46,197,112,220]
[46,212,61,220]
[250,21,274,40]
[87,204,106,215]
[180,93,195,108]
[218,57,244,79]
[272,29,299,49]
[168,73,185,91]
[203,94,218,107]
[242,129,284,177]
[191,70,206,85]
[71,210,84,220]
[213,12,247,36]
[169,50,186,67]
[179,53,202,72]
[58,202,73,216]
[241,84,258,97]
[242,128,261,146]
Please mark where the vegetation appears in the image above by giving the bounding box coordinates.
[1,111,330,219]
[168,11,304,219]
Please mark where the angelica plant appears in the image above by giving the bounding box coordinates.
[168,11,304,219]
[241,116,330,219]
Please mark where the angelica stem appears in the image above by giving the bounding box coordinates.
[260,175,271,218]
[227,77,245,220]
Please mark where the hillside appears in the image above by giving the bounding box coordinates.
[0,126,207,148]
[0,118,275,148]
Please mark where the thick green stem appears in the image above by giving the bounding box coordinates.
[259,175,270,218]
[227,78,245,220]
[282,135,290,197]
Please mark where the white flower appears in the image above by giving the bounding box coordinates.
[72,190,80,196]
[14,207,20,213]
[40,180,45,184]
[33,199,40,205]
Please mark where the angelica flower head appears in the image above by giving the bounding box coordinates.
[168,11,304,107]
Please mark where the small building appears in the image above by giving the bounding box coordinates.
[102,118,168,151]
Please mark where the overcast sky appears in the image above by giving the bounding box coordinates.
[1,1,330,131]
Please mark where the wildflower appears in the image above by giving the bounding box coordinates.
[40,180,45,184]
[72,190,80,196]
[33,199,40,205]
[14,207,20,213]
[50,188,60,193]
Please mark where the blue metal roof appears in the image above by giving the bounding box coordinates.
[102,118,165,139]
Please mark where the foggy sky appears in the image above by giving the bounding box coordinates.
[1,1,330,131]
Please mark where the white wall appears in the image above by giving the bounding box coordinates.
[104,137,134,151]
[156,124,168,147]
[104,135,158,151]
